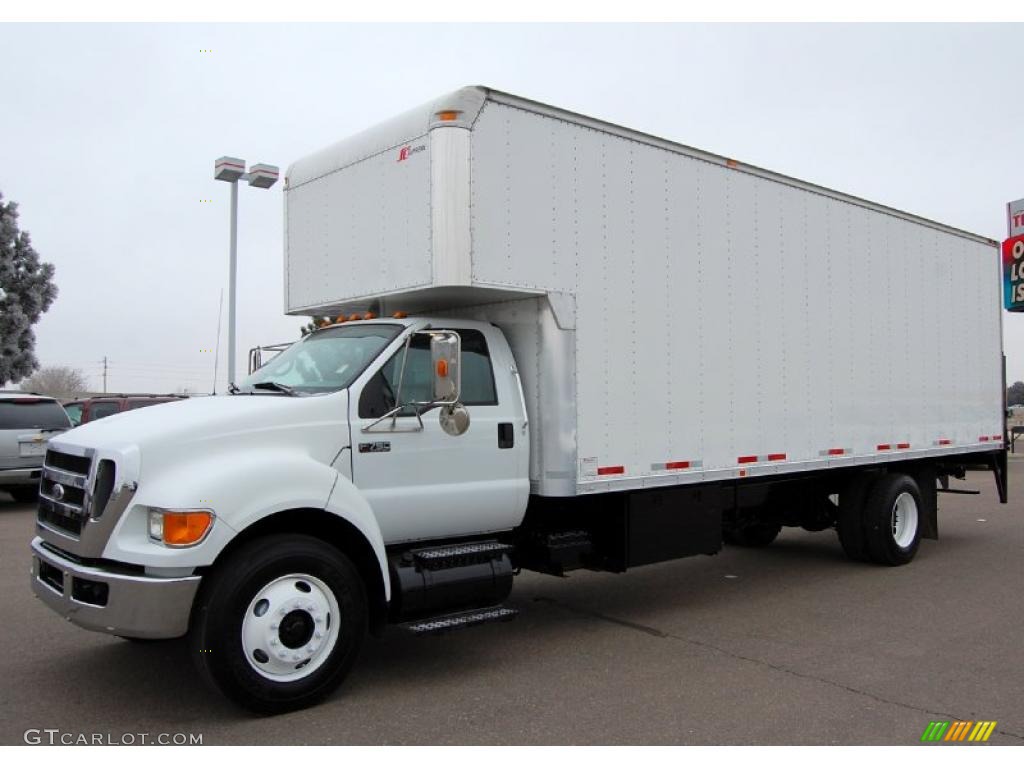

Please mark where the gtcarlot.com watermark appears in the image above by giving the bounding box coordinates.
[24,729,203,745]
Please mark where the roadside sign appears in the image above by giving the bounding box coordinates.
[1004,234,1024,312]
[1009,198,1024,237]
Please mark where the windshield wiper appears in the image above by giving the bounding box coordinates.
[251,381,298,396]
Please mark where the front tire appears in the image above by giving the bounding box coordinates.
[190,534,367,714]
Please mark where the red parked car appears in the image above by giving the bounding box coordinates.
[62,394,187,427]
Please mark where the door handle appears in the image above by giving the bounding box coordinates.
[498,423,514,449]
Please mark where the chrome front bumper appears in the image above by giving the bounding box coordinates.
[30,537,201,639]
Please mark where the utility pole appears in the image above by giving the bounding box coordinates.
[102,356,108,393]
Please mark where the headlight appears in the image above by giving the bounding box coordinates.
[147,508,214,547]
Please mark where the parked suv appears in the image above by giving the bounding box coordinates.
[62,394,186,426]
[1,392,72,502]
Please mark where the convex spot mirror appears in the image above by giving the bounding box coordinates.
[429,331,461,403]
[439,403,470,436]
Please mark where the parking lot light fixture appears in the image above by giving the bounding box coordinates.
[213,157,279,387]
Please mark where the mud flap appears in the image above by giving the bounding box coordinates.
[911,464,939,540]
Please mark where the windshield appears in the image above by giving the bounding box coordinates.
[238,323,402,394]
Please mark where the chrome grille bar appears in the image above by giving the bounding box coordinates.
[41,464,89,490]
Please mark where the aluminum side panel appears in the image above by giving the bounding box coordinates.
[285,136,433,313]
[467,100,1003,490]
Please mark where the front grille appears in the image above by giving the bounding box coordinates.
[44,449,90,475]
[37,449,93,537]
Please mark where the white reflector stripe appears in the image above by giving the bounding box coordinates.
[737,454,786,464]
[651,460,703,471]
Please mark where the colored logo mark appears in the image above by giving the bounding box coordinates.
[921,720,997,743]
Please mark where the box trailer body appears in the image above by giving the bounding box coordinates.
[30,86,1008,713]
[284,86,1005,498]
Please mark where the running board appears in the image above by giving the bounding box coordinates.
[404,606,518,636]
[411,541,512,570]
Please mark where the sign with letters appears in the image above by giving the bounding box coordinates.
[1004,234,1024,312]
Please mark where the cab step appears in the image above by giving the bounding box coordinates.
[404,605,518,636]
[411,541,512,570]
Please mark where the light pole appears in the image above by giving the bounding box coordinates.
[214,156,279,388]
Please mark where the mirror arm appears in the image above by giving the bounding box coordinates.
[362,404,425,433]
[391,335,413,429]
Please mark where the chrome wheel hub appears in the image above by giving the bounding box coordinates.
[241,573,340,682]
[891,492,919,549]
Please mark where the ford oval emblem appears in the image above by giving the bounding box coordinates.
[52,483,65,501]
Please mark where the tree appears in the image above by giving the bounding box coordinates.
[1008,381,1024,408]
[20,366,89,399]
[0,192,58,386]
[300,316,330,337]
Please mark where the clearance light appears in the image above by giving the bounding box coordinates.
[335,315,347,324]
[363,311,377,320]
[436,110,461,121]
[318,319,331,328]
[436,359,449,378]
[148,509,214,547]
[392,311,407,319]
[348,313,361,321]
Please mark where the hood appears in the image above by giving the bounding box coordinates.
[50,393,351,476]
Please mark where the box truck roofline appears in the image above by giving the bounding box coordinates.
[288,84,993,247]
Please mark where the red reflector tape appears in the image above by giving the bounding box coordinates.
[827,448,845,456]
[877,444,891,451]
[992,435,1003,442]
[936,439,952,446]
[979,436,990,442]
[737,455,758,464]
[896,442,911,449]
[766,453,787,461]
[597,465,624,476]
[664,461,690,470]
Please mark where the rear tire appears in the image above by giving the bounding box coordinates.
[862,473,922,566]
[836,473,874,562]
[190,534,367,714]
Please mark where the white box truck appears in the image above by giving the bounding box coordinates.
[30,87,1008,713]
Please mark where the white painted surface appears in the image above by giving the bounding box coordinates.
[287,88,1003,496]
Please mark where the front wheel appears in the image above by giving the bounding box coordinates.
[190,534,367,714]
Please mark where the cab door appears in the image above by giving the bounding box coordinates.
[349,326,527,545]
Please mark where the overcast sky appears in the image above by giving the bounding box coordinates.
[2,23,1022,393]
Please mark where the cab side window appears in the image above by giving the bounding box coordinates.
[358,329,497,419]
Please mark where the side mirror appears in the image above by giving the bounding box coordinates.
[430,331,461,404]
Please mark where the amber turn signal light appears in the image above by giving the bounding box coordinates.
[149,510,214,546]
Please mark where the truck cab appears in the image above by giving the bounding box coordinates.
[31,316,529,712]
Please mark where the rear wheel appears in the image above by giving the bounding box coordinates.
[836,474,874,562]
[862,474,922,566]
[190,534,367,714]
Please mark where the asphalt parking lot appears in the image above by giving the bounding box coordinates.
[2,460,1022,746]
